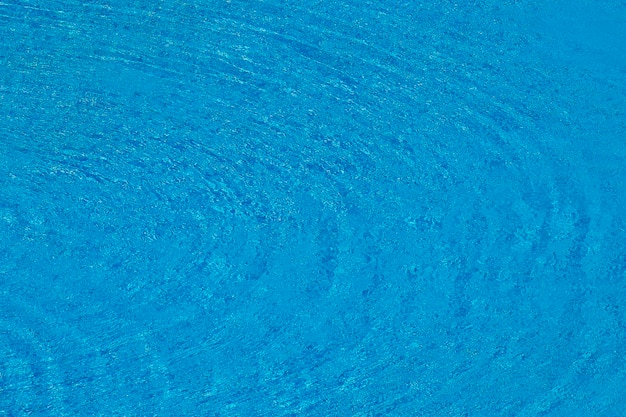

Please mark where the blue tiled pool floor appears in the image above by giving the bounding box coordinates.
[1,1,625,415]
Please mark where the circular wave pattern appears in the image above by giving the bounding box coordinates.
[1,0,625,415]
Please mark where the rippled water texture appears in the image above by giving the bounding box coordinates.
[1,0,625,415]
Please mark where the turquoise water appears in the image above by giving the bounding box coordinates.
[1,1,625,415]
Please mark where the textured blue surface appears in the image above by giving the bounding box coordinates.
[1,0,626,415]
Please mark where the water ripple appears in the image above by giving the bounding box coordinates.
[1,0,625,414]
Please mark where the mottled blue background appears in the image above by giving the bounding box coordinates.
[1,0,625,415]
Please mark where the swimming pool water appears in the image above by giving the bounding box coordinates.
[1,0,625,415]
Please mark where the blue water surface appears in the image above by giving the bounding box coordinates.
[1,0,625,415]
